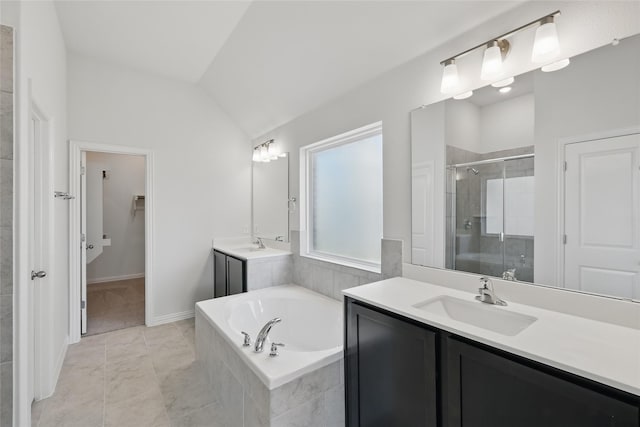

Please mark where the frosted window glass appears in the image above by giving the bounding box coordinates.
[486,176,534,237]
[311,134,383,264]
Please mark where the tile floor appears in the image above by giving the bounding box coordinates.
[86,278,145,336]
[31,319,227,427]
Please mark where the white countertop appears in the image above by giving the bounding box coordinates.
[343,277,640,397]
[213,242,292,261]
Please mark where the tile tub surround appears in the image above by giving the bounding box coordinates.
[290,230,403,300]
[0,24,13,427]
[196,286,344,427]
[195,310,345,427]
[246,256,293,291]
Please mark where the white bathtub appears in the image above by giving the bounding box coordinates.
[195,284,343,389]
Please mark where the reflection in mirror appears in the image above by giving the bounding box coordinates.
[411,33,640,300]
[252,154,290,242]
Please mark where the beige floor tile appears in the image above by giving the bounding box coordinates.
[105,388,170,427]
[106,326,149,362]
[159,360,216,421]
[150,345,196,382]
[31,399,45,427]
[106,354,159,406]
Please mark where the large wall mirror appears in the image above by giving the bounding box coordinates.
[411,33,640,301]
[252,154,290,242]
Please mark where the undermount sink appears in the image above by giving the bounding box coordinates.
[413,295,537,336]
[233,246,265,253]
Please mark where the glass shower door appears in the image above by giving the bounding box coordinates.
[502,157,535,282]
[453,162,505,278]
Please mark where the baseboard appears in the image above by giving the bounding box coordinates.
[149,310,195,326]
[87,273,145,284]
[39,336,68,401]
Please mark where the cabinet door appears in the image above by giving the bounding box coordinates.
[213,250,227,298]
[346,300,438,427]
[227,256,245,296]
[444,337,640,427]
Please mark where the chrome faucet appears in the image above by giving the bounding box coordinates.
[254,317,281,353]
[475,276,507,306]
[254,237,266,249]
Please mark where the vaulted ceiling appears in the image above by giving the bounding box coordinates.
[55,1,521,138]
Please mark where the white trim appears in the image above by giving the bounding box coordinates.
[38,336,68,401]
[299,122,384,273]
[556,126,640,289]
[148,310,194,327]
[69,140,154,344]
[87,273,145,285]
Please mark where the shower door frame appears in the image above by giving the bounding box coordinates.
[448,153,534,275]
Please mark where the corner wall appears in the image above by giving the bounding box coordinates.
[67,54,252,323]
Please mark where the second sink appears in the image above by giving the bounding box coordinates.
[413,295,537,336]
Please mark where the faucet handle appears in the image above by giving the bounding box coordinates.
[269,342,285,357]
[241,331,251,347]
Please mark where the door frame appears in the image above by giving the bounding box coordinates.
[68,140,154,343]
[556,126,640,290]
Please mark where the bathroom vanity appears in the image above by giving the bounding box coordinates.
[213,249,246,298]
[344,278,640,427]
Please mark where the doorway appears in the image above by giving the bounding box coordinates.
[69,141,154,343]
[82,152,146,335]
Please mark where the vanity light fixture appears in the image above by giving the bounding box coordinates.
[439,10,564,94]
[440,59,460,94]
[253,139,286,162]
[498,86,512,94]
[480,40,510,81]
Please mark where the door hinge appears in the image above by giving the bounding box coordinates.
[563,161,567,172]
[80,165,86,176]
[81,233,86,243]
[563,234,567,244]
[81,300,86,309]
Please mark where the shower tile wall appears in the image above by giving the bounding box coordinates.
[0,24,13,426]
[290,231,402,300]
[446,145,534,283]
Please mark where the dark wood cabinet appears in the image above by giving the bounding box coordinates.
[345,300,438,427]
[444,336,639,427]
[213,250,246,298]
[344,297,640,427]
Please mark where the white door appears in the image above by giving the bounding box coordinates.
[411,162,434,266]
[85,156,104,264]
[29,111,47,400]
[80,152,88,334]
[564,133,640,299]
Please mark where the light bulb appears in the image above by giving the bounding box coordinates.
[541,58,570,72]
[532,16,560,63]
[491,77,514,88]
[453,91,473,100]
[267,141,281,159]
[252,148,260,162]
[481,41,504,81]
[259,145,268,162]
[499,86,512,94]
[440,59,460,94]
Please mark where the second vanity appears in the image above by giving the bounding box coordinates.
[344,277,640,427]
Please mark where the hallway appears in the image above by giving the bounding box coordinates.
[31,319,227,427]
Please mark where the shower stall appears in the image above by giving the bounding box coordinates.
[446,154,535,282]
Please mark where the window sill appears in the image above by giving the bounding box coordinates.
[301,252,381,274]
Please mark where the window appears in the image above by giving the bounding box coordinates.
[300,122,383,272]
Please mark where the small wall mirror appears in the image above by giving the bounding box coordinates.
[252,154,290,242]
[411,33,640,301]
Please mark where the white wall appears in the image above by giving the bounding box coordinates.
[67,54,251,322]
[445,100,480,153]
[86,152,145,283]
[1,0,68,421]
[479,93,535,153]
[253,1,640,263]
